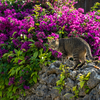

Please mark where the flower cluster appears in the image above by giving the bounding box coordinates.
[21,41,32,51]
[23,85,30,90]
[8,77,15,86]
[49,48,62,58]
[36,32,46,39]
[19,76,25,84]
[48,33,59,39]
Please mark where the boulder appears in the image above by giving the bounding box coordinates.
[18,60,100,100]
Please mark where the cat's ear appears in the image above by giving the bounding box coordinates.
[48,39,53,43]
[48,39,51,43]
[56,38,59,42]
[48,38,55,43]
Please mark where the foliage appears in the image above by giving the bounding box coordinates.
[0,39,52,99]
[72,72,91,98]
[0,0,100,99]
[55,64,69,93]
[91,2,100,12]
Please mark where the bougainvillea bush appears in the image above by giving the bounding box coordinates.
[0,0,100,99]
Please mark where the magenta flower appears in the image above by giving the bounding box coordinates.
[36,32,46,39]
[23,85,29,89]
[8,77,15,85]
[19,76,25,84]
[21,41,31,51]
[0,33,8,41]
[35,41,43,48]
[78,8,84,13]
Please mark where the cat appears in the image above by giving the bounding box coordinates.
[48,37,98,70]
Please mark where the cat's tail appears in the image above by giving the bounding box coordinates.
[86,45,98,61]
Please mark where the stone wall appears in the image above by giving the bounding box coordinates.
[18,60,100,100]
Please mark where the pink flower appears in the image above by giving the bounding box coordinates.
[24,85,29,89]
[78,8,84,13]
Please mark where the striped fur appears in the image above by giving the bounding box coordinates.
[48,37,97,70]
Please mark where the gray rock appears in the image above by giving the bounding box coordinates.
[30,95,43,100]
[39,73,47,84]
[36,90,45,97]
[45,94,51,100]
[87,71,100,89]
[76,98,83,100]
[25,96,31,100]
[88,83,100,100]
[97,62,100,67]
[70,70,77,80]
[54,96,61,100]
[78,87,86,96]
[38,66,48,75]
[81,67,96,75]
[18,97,24,100]
[65,60,74,67]
[47,65,61,75]
[47,74,57,86]
[53,61,61,68]
[65,78,75,92]
[18,60,100,100]
[77,82,86,97]
[50,88,61,99]
[82,95,89,100]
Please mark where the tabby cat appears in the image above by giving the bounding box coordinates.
[48,37,98,70]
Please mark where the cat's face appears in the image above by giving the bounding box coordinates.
[48,39,59,50]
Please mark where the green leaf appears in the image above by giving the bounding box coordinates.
[85,89,90,93]
[73,86,77,91]
[80,81,85,88]
[28,27,34,32]
[33,76,37,83]
[39,48,43,54]
[26,64,32,71]
[24,35,27,40]
[84,77,89,81]
[44,62,48,66]
[8,67,15,74]
[14,49,18,54]
[10,70,16,76]
[2,53,8,58]
[23,91,26,96]
[29,79,33,84]
[0,91,2,97]
[35,23,40,26]
[86,72,91,78]
[33,51,38,59]
[78,75,84,81]
[60,76,65,81]
[28,39,35,43]
[19,60,25,65]
[16,67,21,74]
[7,92,12,98]
[5,79,9,85]
[13,86,18,93]
[31,72,37,77]
[56,80,61,86]
[1,85,4,89]
[13,57,19,63]
[8,85,13,92]
[47,52,52,57]
[54,87,61,93]
[12,31,17,37]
